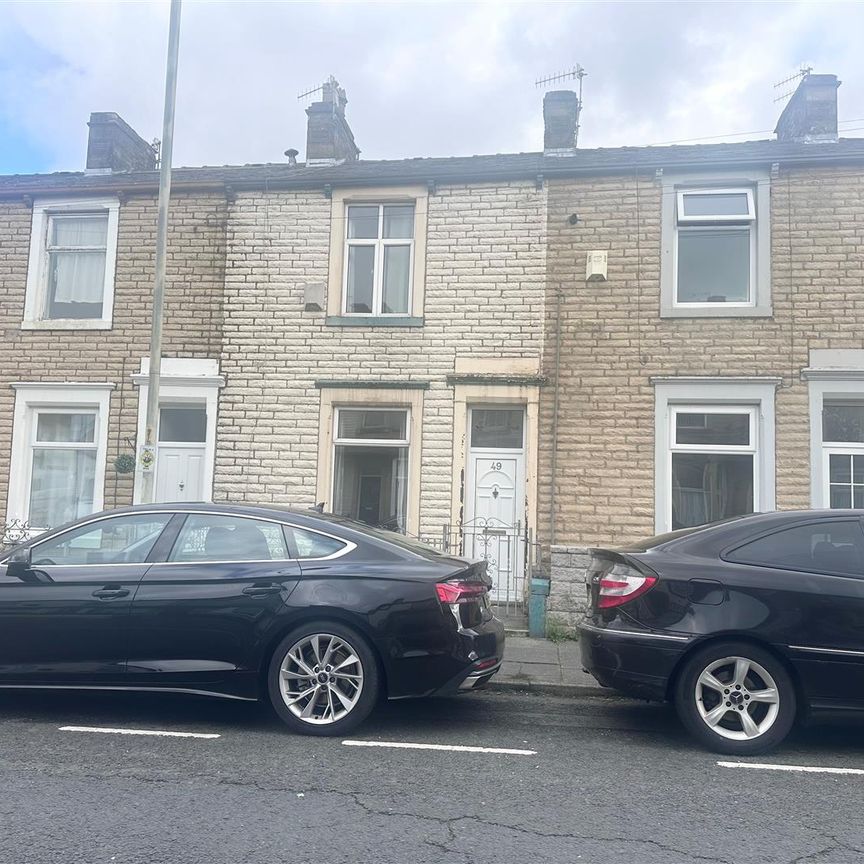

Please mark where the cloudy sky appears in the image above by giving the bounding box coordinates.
[1,0,863,175]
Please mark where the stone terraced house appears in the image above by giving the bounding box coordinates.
[1,73,863,630]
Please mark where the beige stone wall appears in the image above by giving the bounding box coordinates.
[0,193,227,517]
[216,181,547,534]
[540,167,864,548]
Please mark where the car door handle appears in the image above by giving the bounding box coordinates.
[93,587,131,600]
[242,584,284,597]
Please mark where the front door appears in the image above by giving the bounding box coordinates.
[465,407,526,604]
[155,405,207,502]
[0,512,174,682]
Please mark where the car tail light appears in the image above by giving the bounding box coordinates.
[436,580,489,605]
[595,561,657,609]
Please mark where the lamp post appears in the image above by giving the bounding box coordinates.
[140,0,182,503]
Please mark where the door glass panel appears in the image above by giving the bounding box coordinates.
[30,514,172,566]
[677,228,750,303]
[159,407,207,443]
[337,410,407,441]
[285,526,346,559]
[675,412,750,446]
[346,245,375,313]
[170,515,289,562]
[728,520,864,577]
[470,409,524,449]
[823,402,864,443]
[828,453,864,510]
[671,453,753,530]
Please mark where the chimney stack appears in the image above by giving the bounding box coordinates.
[543,90,580,155]
[305,77,360,166]
[775,73,841,144]
[86,112,157,172]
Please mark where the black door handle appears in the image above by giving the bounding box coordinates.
[243,584,284,597]
[93,587,130,600]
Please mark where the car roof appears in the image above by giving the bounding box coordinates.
[620,509,864,555]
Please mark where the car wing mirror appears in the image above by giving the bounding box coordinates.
[5,546,32,580]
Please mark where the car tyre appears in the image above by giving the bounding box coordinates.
[267,620,380,737]
[674,640,796,756]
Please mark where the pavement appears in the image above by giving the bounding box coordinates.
[493,634,605,696]
[3,687,864,863]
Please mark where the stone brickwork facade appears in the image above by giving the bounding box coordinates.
[216,181,547,535]
[0,192,227,518]
[541,165,864,620]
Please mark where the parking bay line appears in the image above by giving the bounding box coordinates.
[59,725,220,740]
[343,740,536,756]
[718,761,864,776]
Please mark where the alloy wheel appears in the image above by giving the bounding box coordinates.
[278,633,365,725]
[694,655,780,741]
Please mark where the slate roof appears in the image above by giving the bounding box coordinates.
[2,138,864,196]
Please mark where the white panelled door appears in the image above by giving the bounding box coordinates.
[464,407,526,604]
[155,446,206,503]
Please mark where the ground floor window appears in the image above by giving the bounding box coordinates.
[7,384,112,532]
[332,407,409,532]
[669,407,757,530]
[654,379,776,534]
[821,400,864,509]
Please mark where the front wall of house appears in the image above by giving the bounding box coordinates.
[0,193,227,522]
[217,182,546,536]
[540,167,864,547]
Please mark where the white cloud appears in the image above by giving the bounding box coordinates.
[0,0,862,174]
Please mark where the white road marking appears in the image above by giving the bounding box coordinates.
[59,725,220,740]
[718,761,864,776]
[342,739,536,756]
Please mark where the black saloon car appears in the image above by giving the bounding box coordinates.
[581,510,864,754]
[0,503,504,735]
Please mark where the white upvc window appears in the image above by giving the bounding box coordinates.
[6,384,113,533]
[331,407,410,532]
[819,400,864,509]
[674,188,756,308]
[24,197,120,330]
[342,204,414,316]
[660,172,771,318]
[654,379,777,534]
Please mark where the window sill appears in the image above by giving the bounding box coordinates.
[326,315,424,328]
[660,305,772,319]
[21,319,113,331]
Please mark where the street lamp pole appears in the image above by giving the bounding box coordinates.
[140,0,182,504]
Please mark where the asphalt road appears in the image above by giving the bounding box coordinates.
[2,687,864,864]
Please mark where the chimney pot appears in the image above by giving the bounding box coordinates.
[775,73,841,144]
[543,90,580,155]
[86,112,156,172]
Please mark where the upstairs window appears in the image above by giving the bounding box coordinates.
[24,197,120,329]
[675,188,756,307]
[343,204,414,315]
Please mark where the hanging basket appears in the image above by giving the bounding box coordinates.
[114,453,137,474]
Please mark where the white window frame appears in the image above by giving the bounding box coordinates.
[660,171,771,318]
[23,197,120,330]
[805,368,864,508]
[654,378,778,534]
[331,406,411,531]
[6,383,114,531]
[341,203,415,317]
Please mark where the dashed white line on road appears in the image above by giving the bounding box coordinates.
[718,761,864,776]
[343,739,536,756]
[59,725,220,740]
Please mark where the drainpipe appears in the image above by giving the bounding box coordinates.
[549,284,564,547]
